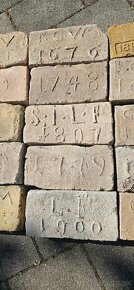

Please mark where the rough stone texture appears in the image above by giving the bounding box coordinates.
[24,103,113,145]
[0,1,22,12]
[0,66,28,105]
[29,25,108,66]
[0,13,14,33]
[0,104,24,142]
[0,142,25,185]
[110,57,134,103]
[120,192,134,240]
[25,145,114,190]
[0,32,28,68]
[115,105,134,146]
[26,190,118,241]
[0,186,26,232]
[108,22,134,59]
[116,146,134,192]
[29,62,107,105]
[8,246,102,290]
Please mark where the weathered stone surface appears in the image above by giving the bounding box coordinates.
[0,186,26,232]
[29,25,108,66]
[26,190,118,241]
[108,23,134,59]
[115,105,134,146]
[116,147,134,192]
[0,66,28,104]
[120,192,134,240]
[29,62,107,105]
[24,103,113,145]
[0,142,25,184]
[0,104,24,142]
[0,32,28,68]
[110,57,134,103]
[25,145,114,190]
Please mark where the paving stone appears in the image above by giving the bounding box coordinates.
[0,142,25,185]
[0,13,14,33]
[29,62,108,105]
[29,25,108,66]
[8,246,102,290]
[82,0,98,6]
[116,146,134,192]
[0,66,28,105]
[0,104,24,142]
[0,282,7,290]
[24,103,113,145]
[110,57,134,103]
[120,192,134,240]
[58,0,134,32]
[26,190,118,241]
[0,234,40,281]
[108,22,134,59]
[115,105,134,146]
[0,186,26,232]
[25,145,114,191]
[0,1,22,12]
[85,243,134,290]
[0,32,28,68]
[9,0,83,33]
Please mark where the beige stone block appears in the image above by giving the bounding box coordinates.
[29,62,107,105]
[0,142,25,184]
[0,104,24,142]
[120,192,134,240]
[0,186,26,232]
[29,25,108,66]
[0,66,29,105]
[108,23,134,59]
[26,190,118,241]
[24,103,113,145]
[116,147,134,192]
[110,58,134,103]
[25,145,114,191]
[0,32,28,68]
[115,105,134,146]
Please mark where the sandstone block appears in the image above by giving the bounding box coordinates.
[0,66,28,105]
[115,105,134,146]
[116,147,134,192]
[26,190,118,241]
[24,103,113,145]
[25,145,114,191]
[29,62,107,105]
[120,192,134,240]
[0,186,26,232]
[108,23,134,59]
[29,25,108,66]
[0,104,25,142]
[0,32,28,68]
[0,143,25,184]
[110,58,134,103]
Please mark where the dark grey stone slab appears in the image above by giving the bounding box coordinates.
[0,13,13,33]
[0,282,8,290]
[0,234,40,281]
[0,0,22,12]
[9,246,101,290]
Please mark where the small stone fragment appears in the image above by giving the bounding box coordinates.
[29,25,108,66]
[25,145,114,191]
[0,186,26,232]
[120,192,134,240]
[26,190,118,241]
[0,104,25,142]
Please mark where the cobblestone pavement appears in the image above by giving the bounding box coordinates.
[0,0,134,289]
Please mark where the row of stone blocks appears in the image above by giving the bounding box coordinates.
[0,23,134,241]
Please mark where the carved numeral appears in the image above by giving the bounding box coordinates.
[65,47,77,60]
[57,220,66,235]
[55,126,65,142]
[93,156,105,176]
[75,220,84,233]
[91,222,102,235]
[88,72,98,91]
[74,128,83,143]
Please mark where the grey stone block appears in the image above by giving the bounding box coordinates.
[0,13,13,33]
[25,145,114,191]
[8,246,102,290]
[26,190,118,241]
[0,0,20,12]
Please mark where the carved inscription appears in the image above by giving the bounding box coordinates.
[115,40,134,55]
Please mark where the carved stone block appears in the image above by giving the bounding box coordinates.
[24,103,113,145]
[25,145,114,191]
[120,192,134,240]
[29,25,108,66]
[26,190,118,241]
[29,62,107,105]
